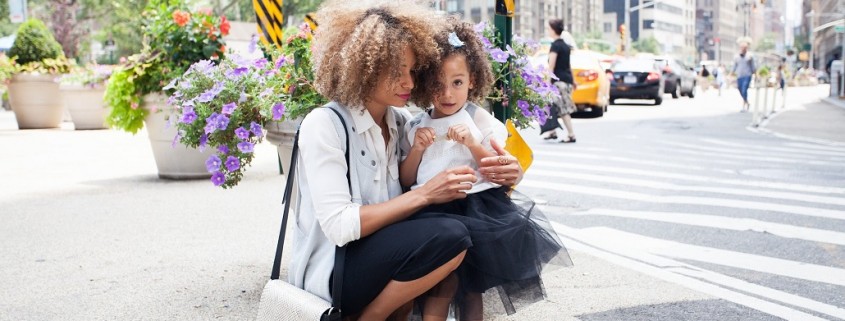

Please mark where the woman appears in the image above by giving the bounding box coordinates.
[544,19,577,143]
[289,2,524,320]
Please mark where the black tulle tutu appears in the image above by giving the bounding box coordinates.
[409,187,572,318]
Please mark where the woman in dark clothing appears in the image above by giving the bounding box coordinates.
[543,19,577,143]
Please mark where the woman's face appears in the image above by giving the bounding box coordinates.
[547,25,557,38]
[369,47,416,109]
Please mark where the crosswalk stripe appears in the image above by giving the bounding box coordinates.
[701,138,845,158]
[533,150,734,173]
[785,142,845,153]
[530,160,845,195]
[576,226,845,286]
[649,143,839,166]
[551,223,834,321]
[659,140,845,162]
[528,169,845,206]
[519,179,845,220]
[553,207,845,246]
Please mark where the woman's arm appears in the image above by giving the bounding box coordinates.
[299,111,476,246]
[476,140,523,187]
[548,52,558,73]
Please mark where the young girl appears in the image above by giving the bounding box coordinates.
[401,18,571,320]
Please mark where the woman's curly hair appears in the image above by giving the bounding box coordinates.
[411,16,494,108]
[312,0,445,109]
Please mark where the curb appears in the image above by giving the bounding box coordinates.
[822,97,845,110]
[746,100,845,147]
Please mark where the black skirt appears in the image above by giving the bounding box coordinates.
[411,187,572,316]
[337,216,472,317]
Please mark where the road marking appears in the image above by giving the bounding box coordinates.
[661,140,845,163]
[552,223,834,321]
[784,142,845,153]
[577,226,845,286]
[701,138,845,158]
[532,150,720,173]
[651,143,839,166]
[552,207,845,246]
[519,179,845,220]
[530,160,845,195]
[528,169,845,206]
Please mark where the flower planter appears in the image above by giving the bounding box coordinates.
[8,73,63,129]
[143,93,212,180]
[61,85,108,130]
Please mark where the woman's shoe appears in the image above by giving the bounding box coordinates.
[560,136,576,143]
[543,133,558,140]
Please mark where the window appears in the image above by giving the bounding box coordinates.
[604,22,613,33]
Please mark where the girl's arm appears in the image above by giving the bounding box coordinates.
[399,127,435,188]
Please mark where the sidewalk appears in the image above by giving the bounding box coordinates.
[0,109,717,321]
[756,86,845,145]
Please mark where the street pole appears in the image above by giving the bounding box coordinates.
[809,11,815,70]
[624,0,630,56]
[840,2,844,97]
[494,0,514,123]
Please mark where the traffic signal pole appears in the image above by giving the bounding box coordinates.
[493,0,514,123]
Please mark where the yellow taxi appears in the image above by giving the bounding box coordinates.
[531,50,611,117]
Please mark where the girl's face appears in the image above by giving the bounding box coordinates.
[432,54,472,119]
[369,47,416,109]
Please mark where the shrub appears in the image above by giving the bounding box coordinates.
[8,19,63,66]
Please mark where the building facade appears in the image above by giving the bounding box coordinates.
[801,0,843,70]
[604,0,696,64]
[696,0,742,65]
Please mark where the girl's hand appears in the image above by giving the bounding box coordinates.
[477,140,523,187]
[447,124,477,147]
[418,166,477,204]
[412,127,436,152]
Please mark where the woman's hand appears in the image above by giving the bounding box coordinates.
[477,140,523,187]
[417,166,477,204]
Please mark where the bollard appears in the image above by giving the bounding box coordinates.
[781,84,787,110]
[762,84,769,119]
[770,82,778,114]
[752,79,762,126]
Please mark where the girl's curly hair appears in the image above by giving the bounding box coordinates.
[411,16,494,108]
[312,0,445,109]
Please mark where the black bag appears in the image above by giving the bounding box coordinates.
[540,103,561,134]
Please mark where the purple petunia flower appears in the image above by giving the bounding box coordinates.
[221,102,237,115]
[227,66,249,78]
[197,91,216,103]
[479,36,493,49]
[163,78,178,91]
[517,100,532,117]
[180,79,192,90]
[275,55,287,69]
[248,34,259,54]
[206,155,221,173]
[505,44,516,56]
[181,107,197,124]
[250,121,263,138]
[214,114,230,130]
[235,127,250,140]
[192,60,216,75]
[238,91,248,103]
[473,22,486,33]
[199,134,208,152]
[171,131,183,148]
[211,171,225,186]
[272,102,285,120]
[489,48,509,63]
[205,112,220,134]
[225,156,240,172]
[218,145,229,155]
[237,141,255,153]
[254,58,268,69]
[259,88,273,97]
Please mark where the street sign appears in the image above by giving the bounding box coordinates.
[9,0,27,24]
[835,25,845,33]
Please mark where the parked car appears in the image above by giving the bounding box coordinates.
[609,58,664,105]
[653,57,697,99]
[530,50,611,116]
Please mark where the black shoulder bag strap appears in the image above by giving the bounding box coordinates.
[270,106,350,318]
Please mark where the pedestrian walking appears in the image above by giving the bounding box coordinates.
[542,19,577,143]
[715,64,726,96]
[699,64,711,93]
[732,41,756,112]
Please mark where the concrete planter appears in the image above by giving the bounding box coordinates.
[266,118,303,208]
[8,73,63,129]
[142,93,212,180]
[61,85,108,130]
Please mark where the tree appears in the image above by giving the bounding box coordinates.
[756,34,776,52]
[632,36,660,55]
[574,30,613,54]
[282,0,323,27]
[49,0,84,59]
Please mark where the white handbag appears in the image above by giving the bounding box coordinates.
[256,107,350,321]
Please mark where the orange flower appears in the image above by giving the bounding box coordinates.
[219,45,226,53]
[172,10,190,27]
[219,16,231,36]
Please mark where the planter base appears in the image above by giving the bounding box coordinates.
[8,74,63,129]
[143,94,212,180]
[62,86,108,130]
